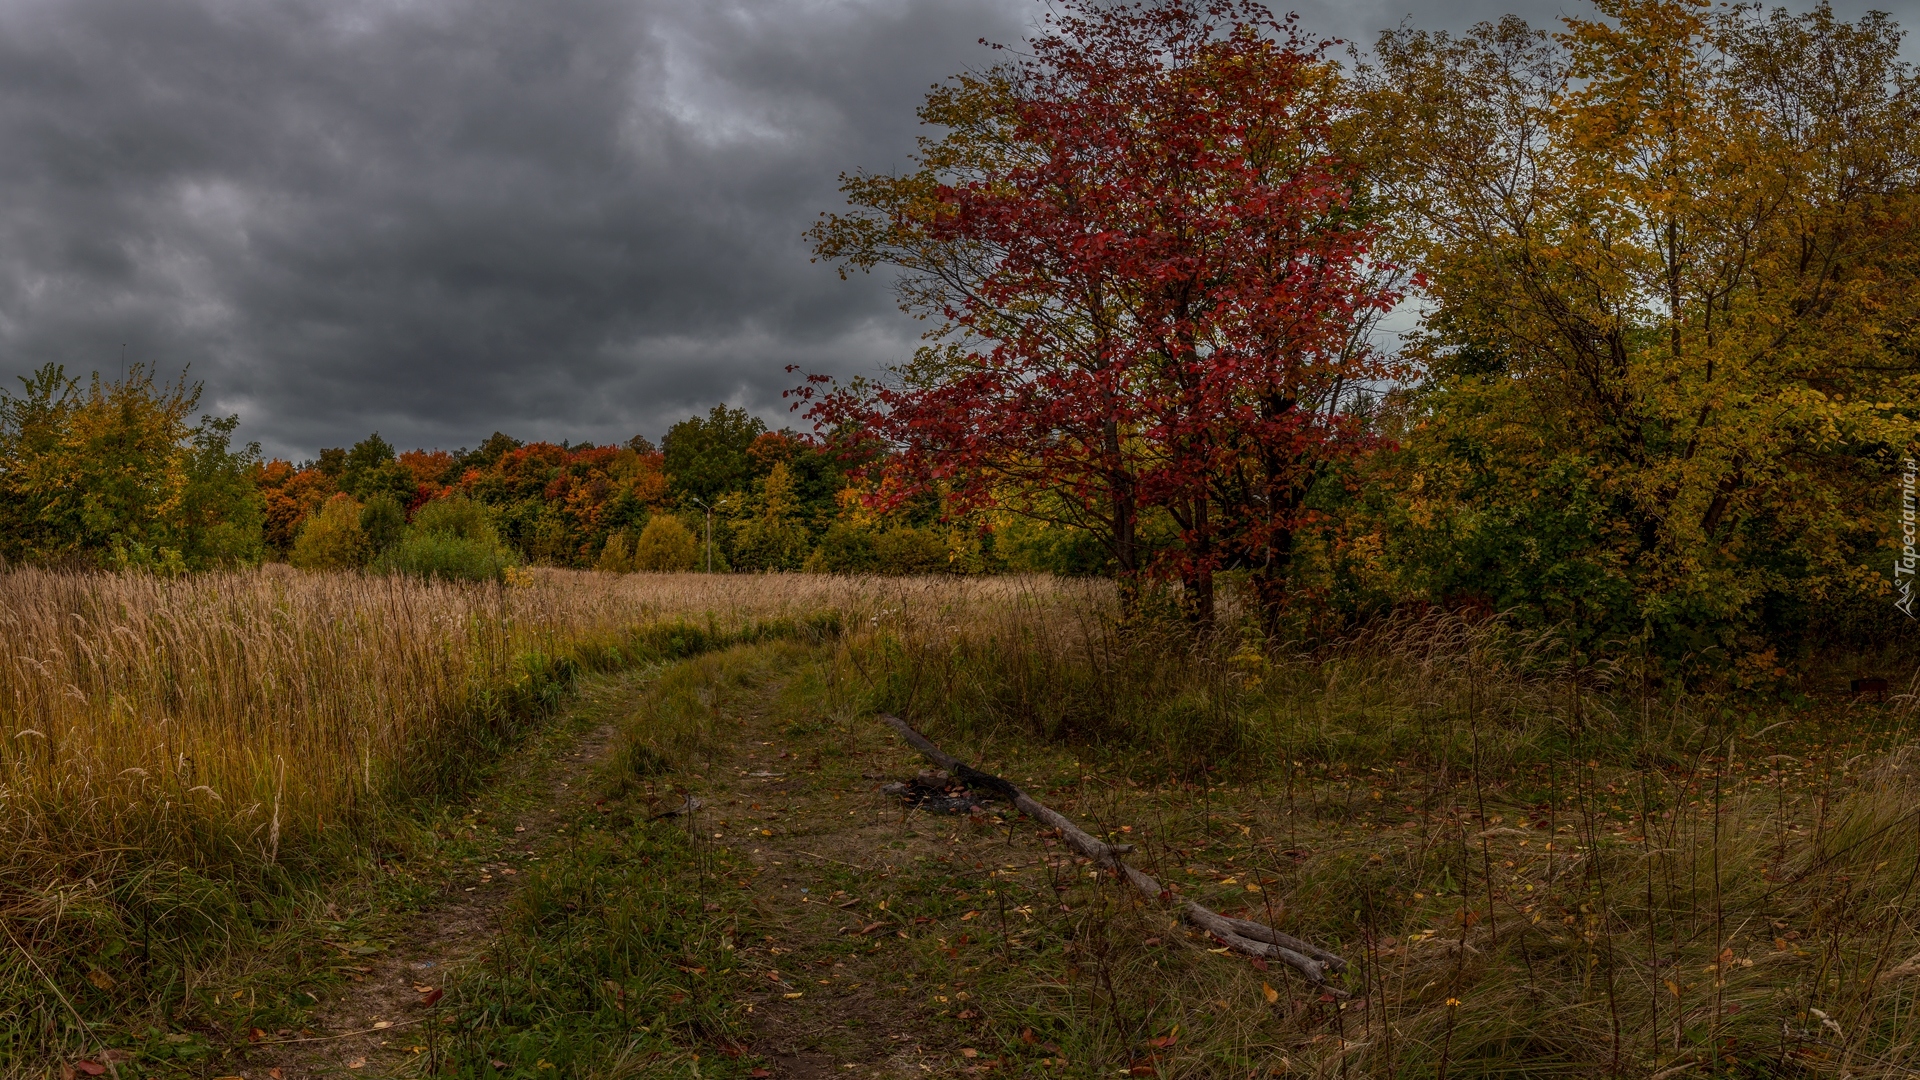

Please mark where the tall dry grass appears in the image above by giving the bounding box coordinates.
[0,566,1106,867]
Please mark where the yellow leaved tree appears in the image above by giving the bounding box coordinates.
[0,363,264,570]
[1360,0,1920,663]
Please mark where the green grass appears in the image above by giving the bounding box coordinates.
[439,806,750,1077]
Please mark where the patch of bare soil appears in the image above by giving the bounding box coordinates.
[248,721,622,1078]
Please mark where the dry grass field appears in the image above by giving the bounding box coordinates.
[0,567,1087,868]
[4,567,1920,1078]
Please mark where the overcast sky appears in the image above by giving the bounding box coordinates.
[0,0,1913,460]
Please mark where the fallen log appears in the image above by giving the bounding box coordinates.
[876,713,1348,992]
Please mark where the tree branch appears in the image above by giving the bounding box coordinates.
[876,713,1349,992]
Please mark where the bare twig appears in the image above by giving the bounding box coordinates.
[876,713,1348,991]
[650,795,703,820]
[257,1018,426,1044]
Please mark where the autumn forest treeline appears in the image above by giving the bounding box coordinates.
[0,379,1036,581]
[2,0,1918,683]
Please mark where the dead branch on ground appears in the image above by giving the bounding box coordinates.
[877,713,1349,992]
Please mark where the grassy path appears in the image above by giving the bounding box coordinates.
[236,638,1232,1079]
[252,716,626,1076]
[223,631,1892,1079]
[410,638,1313,1080]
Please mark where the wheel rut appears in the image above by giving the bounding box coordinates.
[251,720,622,1078]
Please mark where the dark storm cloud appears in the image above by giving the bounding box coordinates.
[0,0,1037,457]
[0,0,1911,458]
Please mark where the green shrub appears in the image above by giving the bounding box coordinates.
[731,518,809,571]
[632,515,699,572]
[873,525,949,575]
[359,493,406,555]
[412,495,497,542]
[805,521,878,573]
[992,517,1111,575]
[728,462,812,572]
[597,529,635,573]
[290,494,368,569]
[374,532,517,582]
[374,495,517,581]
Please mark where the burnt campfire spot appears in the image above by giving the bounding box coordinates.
[881,770,998,815]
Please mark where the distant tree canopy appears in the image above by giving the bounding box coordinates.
[226,399,959,578]
[663,405,765,504]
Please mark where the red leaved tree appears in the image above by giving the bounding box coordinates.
[799,0,1398,627]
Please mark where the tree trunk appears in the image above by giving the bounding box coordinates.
[1183,496,1214,632]
[1252,526,1295,639]
[1104,419,1140,616]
